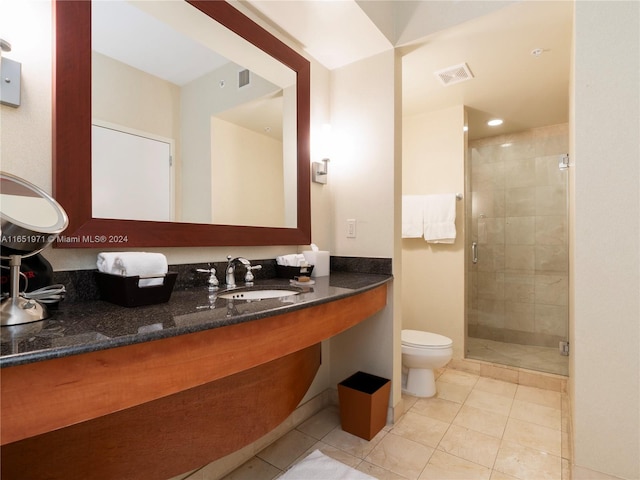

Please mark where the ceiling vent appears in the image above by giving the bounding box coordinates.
[434,63,474,86]
[238,69,250,88]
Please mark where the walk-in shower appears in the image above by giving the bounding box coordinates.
[465,124,569,376]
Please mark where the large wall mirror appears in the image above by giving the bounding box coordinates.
[53,0,311,248]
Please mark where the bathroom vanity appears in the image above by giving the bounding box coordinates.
[0,272,391,480]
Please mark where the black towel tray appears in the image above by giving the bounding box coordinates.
[94,271,178,307]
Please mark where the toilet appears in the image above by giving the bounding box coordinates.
[401,329,453,397]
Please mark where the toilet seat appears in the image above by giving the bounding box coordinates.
[402,329,452,350]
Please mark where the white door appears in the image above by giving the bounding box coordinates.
[92,124,173,222]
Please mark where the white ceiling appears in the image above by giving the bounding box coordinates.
[247,0,573,140]
[92,0,230,86]
[400,1,573,139]
[245,0,393,70]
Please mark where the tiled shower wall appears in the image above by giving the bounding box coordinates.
[467,124,569,348]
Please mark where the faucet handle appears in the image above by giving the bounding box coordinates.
[196,266,219,291]
[244,265,262,284]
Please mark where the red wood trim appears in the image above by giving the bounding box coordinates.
[53,0,311,248]
[52,0,92,235]
[0,284,387,445]
[1,345,321,480]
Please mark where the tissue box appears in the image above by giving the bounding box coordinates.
[302,251,330,277]
[276,264,314,279]
[95,272,177,307]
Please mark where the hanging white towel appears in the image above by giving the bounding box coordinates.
[423,193,457,243]
[402,195,425,238]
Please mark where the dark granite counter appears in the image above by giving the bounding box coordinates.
[0,272,392,368]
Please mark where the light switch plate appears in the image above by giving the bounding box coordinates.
[347,219,356,238]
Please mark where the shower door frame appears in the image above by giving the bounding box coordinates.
[464,125,570,376]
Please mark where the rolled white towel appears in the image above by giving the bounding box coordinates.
[276,254,307,267]
[97,252,168,287]
[96,252,118,273]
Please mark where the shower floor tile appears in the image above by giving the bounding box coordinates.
[466,337,569,376]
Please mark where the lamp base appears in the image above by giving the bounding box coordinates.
[1,296,49,326]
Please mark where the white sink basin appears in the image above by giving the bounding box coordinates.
[218,288,301,300]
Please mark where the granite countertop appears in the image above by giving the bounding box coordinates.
[0,272,392,368]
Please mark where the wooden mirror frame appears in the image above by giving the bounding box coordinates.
[53,0,310,248]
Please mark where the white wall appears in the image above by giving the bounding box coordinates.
[0,0,52,192]
[571,2,640,479]
[402,106,466,359]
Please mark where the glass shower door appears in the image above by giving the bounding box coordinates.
[465,125,569,376]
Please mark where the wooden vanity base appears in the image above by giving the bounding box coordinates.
[0,284,388,479]
[1,343,321,480]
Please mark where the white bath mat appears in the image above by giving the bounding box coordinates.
[279,450,376,480]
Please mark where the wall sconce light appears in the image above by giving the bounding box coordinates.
[312,158,330,184]
[0,38,21,108]
[312,124,332,184]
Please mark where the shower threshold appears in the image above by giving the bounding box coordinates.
[466,337,568,376]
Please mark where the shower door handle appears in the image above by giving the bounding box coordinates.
[472,242,478,264]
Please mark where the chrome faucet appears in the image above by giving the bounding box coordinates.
[225,256,252,288]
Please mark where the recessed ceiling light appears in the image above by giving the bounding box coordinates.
[487,119,503,127]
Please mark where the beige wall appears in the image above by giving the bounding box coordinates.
[327,49,399,411]
[329,51,397,259]
[211,118,284,227]
[92,52,180,142]
[571,2,639,479]
[402,106,466,359]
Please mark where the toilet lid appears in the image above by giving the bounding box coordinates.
[402,329,452,349]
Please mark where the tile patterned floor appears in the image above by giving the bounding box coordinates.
[202,368,571,480]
